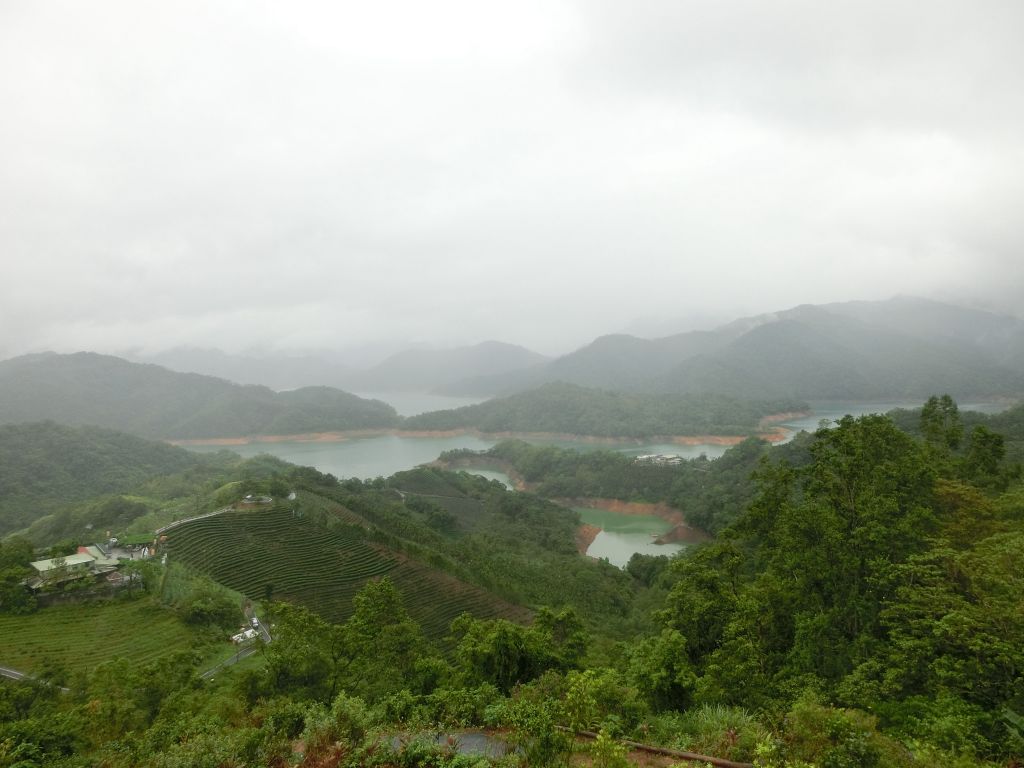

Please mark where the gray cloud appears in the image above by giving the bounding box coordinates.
[1,0,1021,360]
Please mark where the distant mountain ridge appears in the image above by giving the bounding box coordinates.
[342,340,549,393]
[126,347,356,391]
[0,352,399,439]
[127,340,549,394]
[441,297,1024,400]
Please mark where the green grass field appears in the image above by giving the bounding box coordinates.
[0,597,219,675]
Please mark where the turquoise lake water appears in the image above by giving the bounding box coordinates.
[573,507,685,567]
[184,398,1011,565]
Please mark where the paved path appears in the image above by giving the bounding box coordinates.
[199,608,272,680]
[155,506,234,535]
[0,665,31,682]
[0,665,70,692]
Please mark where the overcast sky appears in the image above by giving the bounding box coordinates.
[2,0,1022,359]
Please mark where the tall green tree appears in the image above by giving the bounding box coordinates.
[921,394,963,450]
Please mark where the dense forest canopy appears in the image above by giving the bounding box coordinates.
[405,382,805,438]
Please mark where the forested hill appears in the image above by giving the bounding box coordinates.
[441,297,1024,399]
[0,422,205,535]
[0,352,400,439]
[404,381,805,437]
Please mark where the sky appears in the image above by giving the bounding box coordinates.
[1,0,1022,359]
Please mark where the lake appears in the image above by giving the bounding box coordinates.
[187,396,1007,480]
[183,398,1010,566]
[185,434,731,482]
[188,434,497,481]
[574,507,684,567]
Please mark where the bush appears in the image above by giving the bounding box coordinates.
[672,704,771,762]
[780,697,911,768]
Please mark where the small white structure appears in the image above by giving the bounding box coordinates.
[633,453,683,466]
[231,628,259,644]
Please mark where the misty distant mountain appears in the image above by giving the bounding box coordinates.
[442,297,1024,400]
[438,330,738,396]
[343,341,549,393]
[126,347,355,391]
[0,352,399,439]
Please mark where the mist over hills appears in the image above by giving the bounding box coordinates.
[0,352,399,439]
[126,347,357,391]
[342,340,549,393]
[441,297,1024,400]
[127,341,549,395]
[3,298,1021,444]
[104,298,1024,404]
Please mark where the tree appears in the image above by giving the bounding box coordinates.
[963,425,1006,485]
[627,628,696,711]
[921,394,963,450]
[341,578,430,701]
[450,612,574,694]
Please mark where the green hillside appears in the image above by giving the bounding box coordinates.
[0,597,216,675]
[404,382,805,437]
[0,422,203,535]
[0,352,399,439]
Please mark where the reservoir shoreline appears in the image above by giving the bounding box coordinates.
[168,418,804,448]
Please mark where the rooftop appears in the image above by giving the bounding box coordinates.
[30,553,96,573]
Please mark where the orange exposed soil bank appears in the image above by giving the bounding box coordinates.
[575,524,601,554]
[553,497,686,523]
[655,523,712,545]
[759,410,811,426]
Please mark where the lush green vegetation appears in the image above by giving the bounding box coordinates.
[0,352,399,439]
[649,411,1024,764]
[0,422,205,535]
[0,423,307,545]
[272,470,645,638]
[405,381,805,438]
[2,402,1023,767]
[890,396,1024,466]
[447,434,813,534]
[0,596,214,676]
[163,503,531,641]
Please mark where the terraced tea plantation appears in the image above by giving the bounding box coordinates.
[163,507,529,637]
[0,598,211,675]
